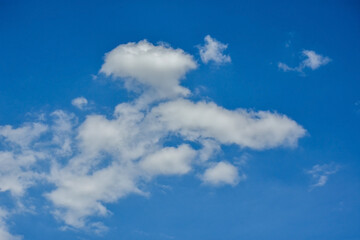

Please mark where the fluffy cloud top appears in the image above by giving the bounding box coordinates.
[140,145,197,176]
[278,50,331,73]
[202,162,241,186]
[151,99,306,149]
[199,35,231,64]
[0,37,307,233]
[100,40,197,99]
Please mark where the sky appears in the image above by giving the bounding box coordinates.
[0,0,359,239]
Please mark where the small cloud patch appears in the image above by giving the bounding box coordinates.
[71,97,88,110]
[199,35,231,64]
[278,50,331,73]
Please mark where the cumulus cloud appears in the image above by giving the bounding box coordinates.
[71,97,88,110]
[278,50,331,73]
[43,97,304,227]
[202,162,242,186]
[199,35,231,64]
[151,99,306,149]
[100,40,197,99]
[306,163,339,189]
[140,145,197,176]
[46,163,143,228]
[0,39,307,234]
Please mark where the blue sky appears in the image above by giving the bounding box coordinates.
[0,0,359,239]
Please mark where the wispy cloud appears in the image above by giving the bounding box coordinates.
[278,50,331,73]
[354,100,360,114]
[0,208,22,240]
[199,35,231,64]
[306,163,340,189]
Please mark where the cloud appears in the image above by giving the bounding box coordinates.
[199,35,231,64]
[0,208,22,240]
[0,151,44,196]
[278,50,331,73]
[151,99,306,149]
[71,97,88,110]
[306,163,339,189]
[140,145,197,176]
[202,162,242,186]
[0,111,76,198]
[100,40,197,99]
[278,62,295,72]
[50,110,76,156]
[0,39,307,233]
[37,96,304,228]
[301,50,331,70]
[46,163,143,228]
[0,123,47,148]
[0,123,48,196]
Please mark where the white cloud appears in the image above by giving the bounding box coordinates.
[43,97,305,227]
[202,162,242,186]
[71,97,88,110]
[278,50,331,73]
[0,111,76,197]
[100,40,197,99]
[140,145,196,176]
[0,123,48,148]
[46,163,143,228]
[0,123,48,196]
[0,150,45,196]
[278,62,295,72]
[43,90,305,228]
[302,50,331,70]
[0,39,307,234]
[199,35,231,64]
[306,163,339,189]
[151,99,306,149]
[197,139,220,162]
[0,208,22,240]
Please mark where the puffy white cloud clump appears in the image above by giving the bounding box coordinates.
[151,99,305,149]
[0,37,306,233]
[202,162,242,186]
[199,35,231,64]
[100,40,197,99]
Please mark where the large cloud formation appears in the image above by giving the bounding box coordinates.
[0,38,306,236]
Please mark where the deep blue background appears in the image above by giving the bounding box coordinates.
[0,0,359,239]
